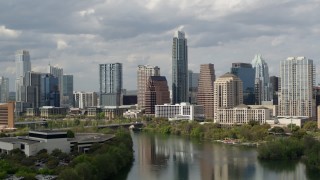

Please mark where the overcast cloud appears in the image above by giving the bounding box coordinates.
[0,0,320,91]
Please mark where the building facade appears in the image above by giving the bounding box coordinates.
[62,75,74,107]
[279,57,315,118]
[144,76,170,114]
[270,76,279,105]
[155,102,204,121]
[73,92,98,109]
[0,102,14,129]
[21,72,42,108]
[172,31,188,104]
[197,64,215,119]
[40,74,60,107]
[15,50,31,101]
[188,70,199,104]
[99,63,122,106]
[0,77,9,103]
[137,65,160,109]
[214,73,243,121]
[215,104,270,125]
[231,63,255,105]
[252,54,271,104]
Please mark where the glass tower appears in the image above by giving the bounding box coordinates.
[172,31,188,104]
[15,50,31,101]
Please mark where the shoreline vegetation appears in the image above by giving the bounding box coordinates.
[0,128,134,180]
[142,118,320,171]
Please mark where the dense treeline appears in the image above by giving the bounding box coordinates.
[144,118,272,142]
[258,135,320,170]
[58,129,134,180]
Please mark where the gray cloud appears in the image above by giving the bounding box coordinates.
[0,0,320,91]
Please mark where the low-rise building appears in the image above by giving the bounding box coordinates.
[0,102,14,129]
[39,106,67,118]
[104,105,134,120]
[87,107,102,117]
[276,116,309,127]
[123,109,144,119]
[155,102,204,121]
[215,104,271,125]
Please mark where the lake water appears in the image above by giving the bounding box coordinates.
[117,132,320,180]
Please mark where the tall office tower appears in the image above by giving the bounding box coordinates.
[99,63,122,106]
[137,65,160,109]
[172,30,188,104]
[0,77,9,103]
[73,91,98,109]
[21,72,41,108]
[188,70,199,104]
[231,63,255,105]
[279,57,315,117]
[270,76,279,105]
[145,76,170,114]
[15,50,31,101]
[197,64,215,119]
[252,54,271,104]
[62,75,74,107]
[40,74,60,107]
[48,65,63,105]
[214,73,243,120]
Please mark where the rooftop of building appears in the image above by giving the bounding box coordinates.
[70,133,114,143]
[219,72,238,78]
[29,130,67,135]
[0,137,40,145]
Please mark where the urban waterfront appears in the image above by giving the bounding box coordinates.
[117,132,320,180]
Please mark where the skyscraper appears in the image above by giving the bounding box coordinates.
[270,76,279,105]
[137,65,160,109]
[252,54,271,104]
[172,31,188,104]
[231,63,255,105]
[197,64,215,119]
[188,70,199,104]
[40,74,60,107]
[214,73,243,120]
[48,65,63,105]
[21,72,41,108]
[279,57,315,117]
[0,77,9,103]
[15,50,31,101]
[99,63,122,106]
[145,76,170,114]
[62,75,74,107]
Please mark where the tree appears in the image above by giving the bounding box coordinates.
[303,121,318,132]
[67,130,75,138]
[59,168,80,180]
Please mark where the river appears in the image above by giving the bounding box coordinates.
[116,132,320,180]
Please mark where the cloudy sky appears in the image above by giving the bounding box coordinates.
[0,0,320,91]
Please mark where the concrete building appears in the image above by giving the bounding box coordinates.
[0,77,9,103]
[188,70,199,104]
[172,31,188,104]
[87,107,102,117]
[252,54,271,104]
[155,102,204,121]
[99,63,122,106]
[197,64,215,119]
[0,102,14,129]
[39,106,67,118]
[104,106,132,120]
[215,104,270,125]
[279,57,315,118]
[214,73,243,121]
[231,63,255,105]
[248,105,278,118]
[15,50,31,102]
[145,76,170,114]
[62,75,74,107]
[137,65,160,109]
[73,91,98,109]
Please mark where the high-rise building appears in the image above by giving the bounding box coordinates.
[62,75,74,107]
[231,63,255,105]
[40,74,60,107]
[214,73,243,120]
[15,50,31,101]
[21,72,41,108]
[48,65,63,105]
[137,65,160,109]
[279,57,315,117]
[172,31,188,104]
[145,76,170,114]
[188,70,199,104]
[252,54,271,104]
[99,63,122,106]
[0,77,9,103]
[197,64,215,119]
[270,76,279,105]
[73,91,98,109]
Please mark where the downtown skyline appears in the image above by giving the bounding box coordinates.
[0,0,320,91]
